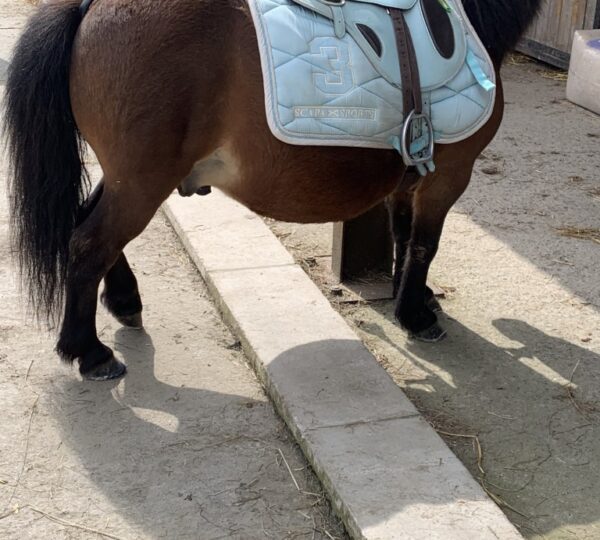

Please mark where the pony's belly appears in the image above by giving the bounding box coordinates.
[181,145,399,223]
[226,166,399,224]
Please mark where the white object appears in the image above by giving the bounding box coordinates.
[567,30,600,115]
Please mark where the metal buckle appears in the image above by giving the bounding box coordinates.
[400,110,435,166]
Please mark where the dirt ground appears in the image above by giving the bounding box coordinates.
[0,4,347,538]
[268,58,600,539]
[0,173,348,539]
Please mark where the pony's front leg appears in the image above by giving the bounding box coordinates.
[395,215,445,342]
[394,163,474,342]
[387,177,442,310]
[386,185,414,299]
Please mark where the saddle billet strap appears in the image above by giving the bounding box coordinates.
[388,8,422,118]
[388,7,434,173]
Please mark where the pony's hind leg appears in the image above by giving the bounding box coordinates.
[56,179,162,380]
[57,208,123,380]
[77,180,143,329]
[101,253,143,329]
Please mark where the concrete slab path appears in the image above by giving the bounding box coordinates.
[165,192,521,539]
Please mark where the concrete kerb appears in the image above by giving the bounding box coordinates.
[163,191,522,540]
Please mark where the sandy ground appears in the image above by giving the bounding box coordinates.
[0,208,345,540]
[268,59,600,539]
[2,0,599,538]
[0,3,346,538]
[0,185,347,539]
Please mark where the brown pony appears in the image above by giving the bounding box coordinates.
[4,0,542,379]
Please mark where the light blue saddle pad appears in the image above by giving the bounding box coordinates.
[248,0,496,158]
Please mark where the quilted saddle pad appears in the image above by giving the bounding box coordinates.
[247,0,496,153]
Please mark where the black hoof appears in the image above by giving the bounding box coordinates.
[177,184,192,197]
[116,312,143,329]
[426,296,443,313]
[100,291,143,328]
[410,322,447,343]
[81,356,127,381]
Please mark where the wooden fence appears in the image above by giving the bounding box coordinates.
[517,0,600,68]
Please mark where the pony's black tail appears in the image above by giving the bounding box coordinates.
[4,1,89,323]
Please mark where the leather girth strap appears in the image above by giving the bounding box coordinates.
[389,8,422,120]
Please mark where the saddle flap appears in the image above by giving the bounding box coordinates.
[292,0,417,16]
[352,0,418,9]
[292,0,467,90]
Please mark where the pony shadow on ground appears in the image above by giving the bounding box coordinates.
[360,312,600,537]
[51,330,535,539]
[51,327,336,539]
